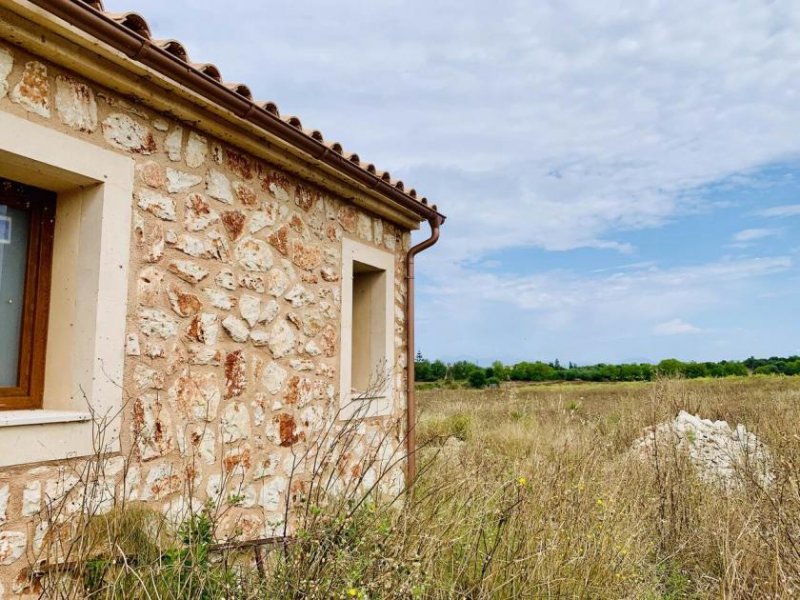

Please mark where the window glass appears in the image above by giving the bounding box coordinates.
[0,203,30,387]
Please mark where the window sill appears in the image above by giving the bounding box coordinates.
[340,394,393,420]
[0,409,92,428]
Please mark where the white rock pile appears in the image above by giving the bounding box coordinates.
[632,411,774,490]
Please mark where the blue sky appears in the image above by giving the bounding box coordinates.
[106,0,800,365]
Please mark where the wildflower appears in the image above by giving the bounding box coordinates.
[595,498,605,508]
[517,476,527,487]
[347,588,359,598]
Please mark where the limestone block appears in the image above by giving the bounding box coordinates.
[55,75,97,131]
[11,61,49,117]
[102,113,156,153]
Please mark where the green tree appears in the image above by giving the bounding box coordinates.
[467,369,487,388]
[657,359,685,377]
[451,360,480,381]
[491,360,510,381]
[430,360,447,380]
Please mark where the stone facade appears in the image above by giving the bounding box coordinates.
[0,42,410,592]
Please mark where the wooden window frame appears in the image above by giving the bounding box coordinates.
[0,178,56,410]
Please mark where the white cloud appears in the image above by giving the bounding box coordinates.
[729,228,781,247]
[653,319,702,336]
[759,204,800,218]
[424,256,791,321]
[732,229,778,243]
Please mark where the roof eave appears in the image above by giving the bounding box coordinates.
[21,0,446,226]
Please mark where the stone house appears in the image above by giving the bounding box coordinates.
[0,0,444,589]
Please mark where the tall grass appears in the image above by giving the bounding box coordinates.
[28,377,800,598]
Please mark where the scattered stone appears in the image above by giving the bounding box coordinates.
[320,266,339,282]
[239,273,266,293]
[207,170,233,204]
[166,168,202,193]
[184,193,220,231]
[137,266,164,306]
[168,370,221,422]
[203,287,237,310]
[260,299,280,323]
[186,313,219,345]
[133,364,164,390]
[0,532,26,566]
[55,75,97,131]
[136,219,165,263]
[221,210,247,241]
[164,127,183,161]
[285,284,314,308]
[137,189,176,221]
[216,269,237,290]
[225,148,253,179]
[249,205,275,233]
[320,324,337,357]
[225,350,247,398]
[134,394,175,460]
[138,308,178,339]
[233,181,258,207]
[266,268,289,297]
[138,161,166,188]
[633,411,774,490]
[102,113,156,153]
[187,345,222,366]
[167,283,202,317]
[250,329,269,346]
[168,260,209,284]
[236,236,272,272]
[268,321,295,358]
[222,315,250,343]
[222,402,251,443]
[11,61,49,117]
[290,239,322,271]
[338,206,357,232]
[239,294,261,328]
[22,481,41,517]
[186,131,207,168]
[0,46,12,98]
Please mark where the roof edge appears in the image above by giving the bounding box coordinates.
[27,0,446,226]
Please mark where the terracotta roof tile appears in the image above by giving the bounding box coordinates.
[107,12,150,39]
[42,0,442,221]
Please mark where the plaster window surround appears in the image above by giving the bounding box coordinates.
[0,110,134,467]
[339,237,396,420]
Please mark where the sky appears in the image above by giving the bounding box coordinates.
[106,0,800,365]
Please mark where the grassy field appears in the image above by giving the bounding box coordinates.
[413,376,800,598]
[35,377,800,599]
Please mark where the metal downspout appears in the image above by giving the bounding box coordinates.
[405,215,442,486]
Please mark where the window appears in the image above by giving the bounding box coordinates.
[0,110,133,467]
[340,238,395,419]
[0,178,55,410]
[351,261,388,394]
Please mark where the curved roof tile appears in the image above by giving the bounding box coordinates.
[224,82,253,100]
[154,39,189,62]
[108,12,150,39]
[192,63,222,82]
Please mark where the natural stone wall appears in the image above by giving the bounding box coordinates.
[0,42,410,592]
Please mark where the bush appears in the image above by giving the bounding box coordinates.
[468,369,487,388]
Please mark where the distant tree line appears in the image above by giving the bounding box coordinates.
[414,352,800,388]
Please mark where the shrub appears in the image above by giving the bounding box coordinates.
[467,369,487,388]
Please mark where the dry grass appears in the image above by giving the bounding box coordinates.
[416,376,800,598]
[30,376,800,598]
